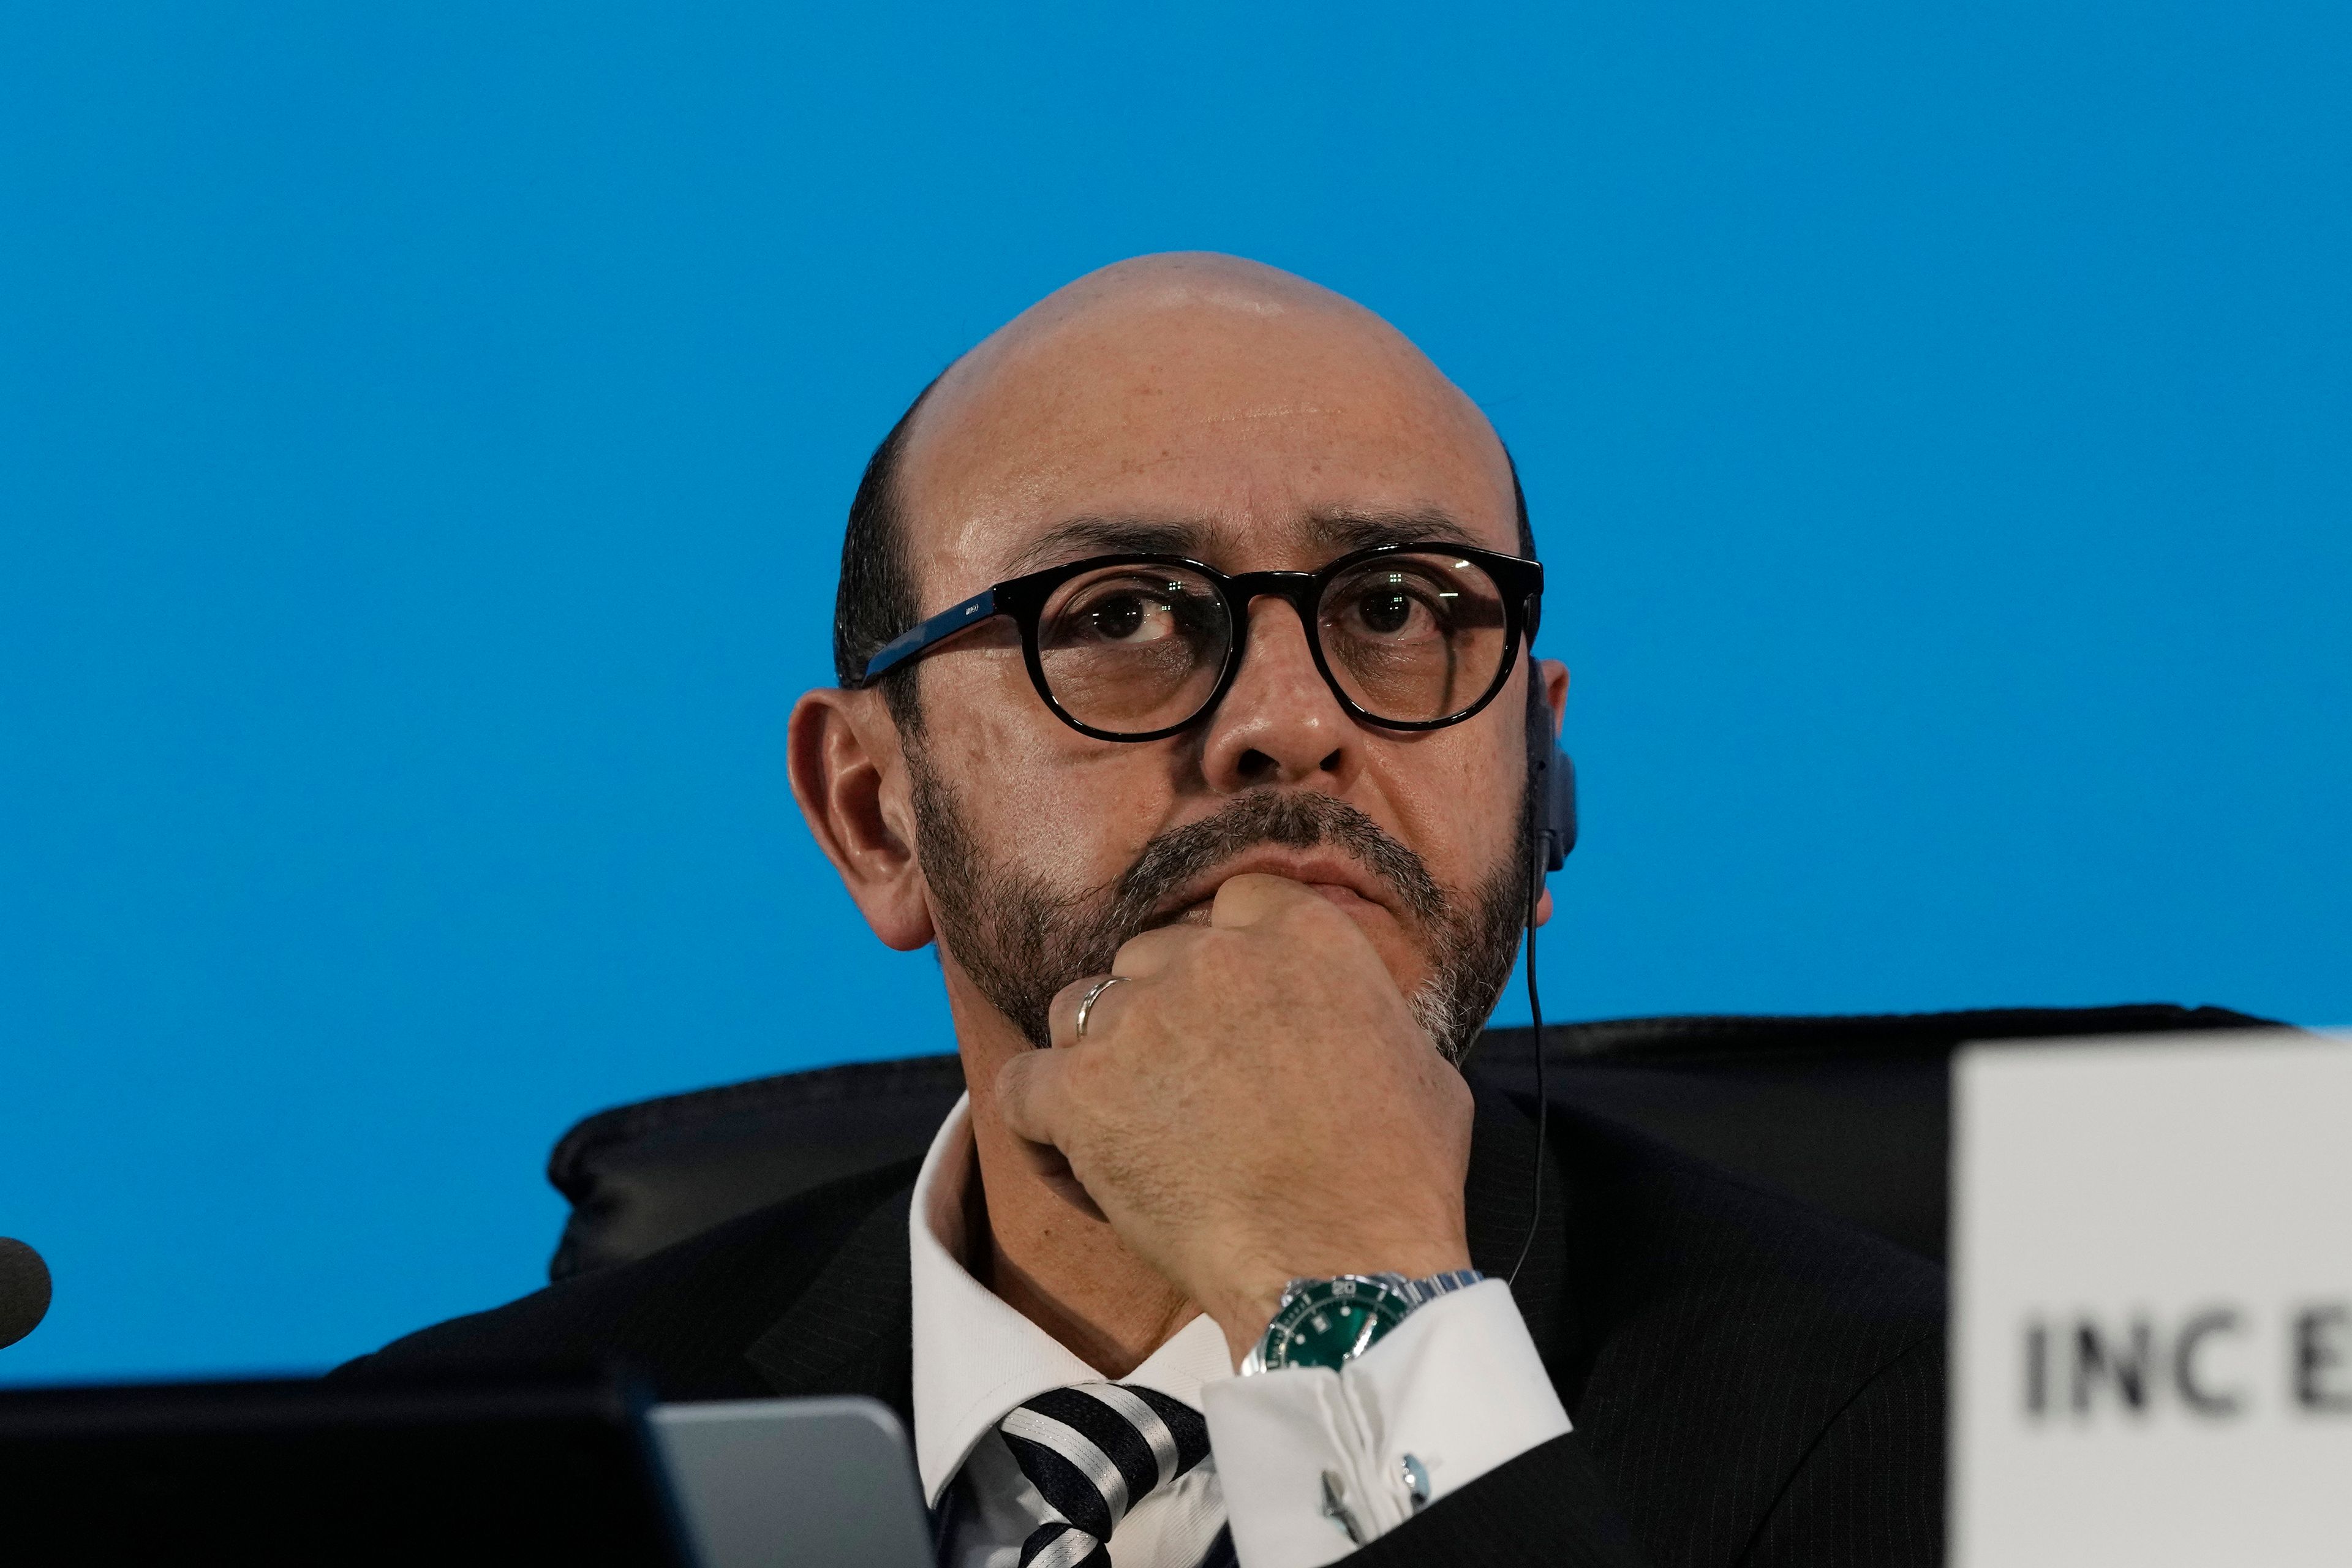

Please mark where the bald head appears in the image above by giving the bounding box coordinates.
[799,252,1561,1077]
[833,253,1530,701]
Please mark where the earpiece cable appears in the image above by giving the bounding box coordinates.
[1507,851,1548,1287]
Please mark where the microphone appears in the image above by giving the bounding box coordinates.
[0,1237,52,1349]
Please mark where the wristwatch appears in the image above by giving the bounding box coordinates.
[1240,1270,1485,1374]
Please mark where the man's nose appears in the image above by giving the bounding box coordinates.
[1196,596,1364,792]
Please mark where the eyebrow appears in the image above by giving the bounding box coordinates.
[1003,508,1493,578]
[1305,510,1487,554]
[1005,516,1227,575]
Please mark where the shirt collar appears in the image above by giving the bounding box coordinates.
[908,1094,1234,1505]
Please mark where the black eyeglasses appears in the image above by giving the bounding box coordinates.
[851,540,1545,742]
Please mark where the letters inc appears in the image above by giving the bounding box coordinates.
[2021,1302,2352,1423]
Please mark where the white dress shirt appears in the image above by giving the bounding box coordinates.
[910,1096,1571,1568]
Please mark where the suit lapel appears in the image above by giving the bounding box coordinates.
[742,1182,919,1431]
[1464,1081,1579,1383]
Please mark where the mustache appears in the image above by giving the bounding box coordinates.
[908,753,1518,1058]
[1095,791,1448,941]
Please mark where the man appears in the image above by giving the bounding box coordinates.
[344,254,1945,1566]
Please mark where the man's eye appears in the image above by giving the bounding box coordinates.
[1080,592,1175,642]
[1346,586,1440,638]
[1358,590,1414,635]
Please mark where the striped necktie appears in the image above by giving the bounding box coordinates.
[997,1382,1212,1568]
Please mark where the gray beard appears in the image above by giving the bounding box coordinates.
[908,761,1529,1065]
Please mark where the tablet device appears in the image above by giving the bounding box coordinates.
[648,1396,932,1568]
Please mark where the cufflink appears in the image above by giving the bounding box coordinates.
[1320,1469,1366,1545]
[1400,1453,1431,1514]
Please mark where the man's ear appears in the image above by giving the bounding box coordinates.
[787,686,936,952]
[1531,657,1570,929]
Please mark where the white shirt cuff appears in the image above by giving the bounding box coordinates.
[1200,1280,1571,1568]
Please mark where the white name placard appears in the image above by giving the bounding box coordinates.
[1951,1029,2352,1567]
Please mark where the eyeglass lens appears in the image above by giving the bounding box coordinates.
[1033,552,1510,735]
[1037,565,1232,734]
[1319,552,1511,723]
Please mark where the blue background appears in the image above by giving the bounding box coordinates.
[4,2,2346,1384]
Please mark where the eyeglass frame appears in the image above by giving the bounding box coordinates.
[849,539,1547,744]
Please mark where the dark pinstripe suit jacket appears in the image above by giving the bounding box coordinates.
[339,1085,1947,1566]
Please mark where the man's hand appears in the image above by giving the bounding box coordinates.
[996,873,1477,1368]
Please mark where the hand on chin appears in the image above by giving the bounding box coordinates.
[997,872,1475,1368]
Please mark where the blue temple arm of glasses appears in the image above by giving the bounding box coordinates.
[859,586,1000,684]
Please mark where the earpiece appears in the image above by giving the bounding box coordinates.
[1526,682,1578,878]
[1509,666,1575,1285]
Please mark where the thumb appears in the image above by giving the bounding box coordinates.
[1208,870,1323,930]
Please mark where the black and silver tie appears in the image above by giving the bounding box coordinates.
[998,1381,1212,1568]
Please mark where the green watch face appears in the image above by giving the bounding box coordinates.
[1257,1276,1414,1371]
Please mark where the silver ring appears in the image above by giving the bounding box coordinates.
[1074,974,1129,1040]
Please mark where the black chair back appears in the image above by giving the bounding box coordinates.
[545,1002,2276,1280]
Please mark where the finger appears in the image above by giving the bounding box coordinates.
[1047,971,1144,1050]
[996,1046,1077,1146]
[994,1052,1110,1222]
[1109,923,1199,979]
[1209,870,1327,930]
